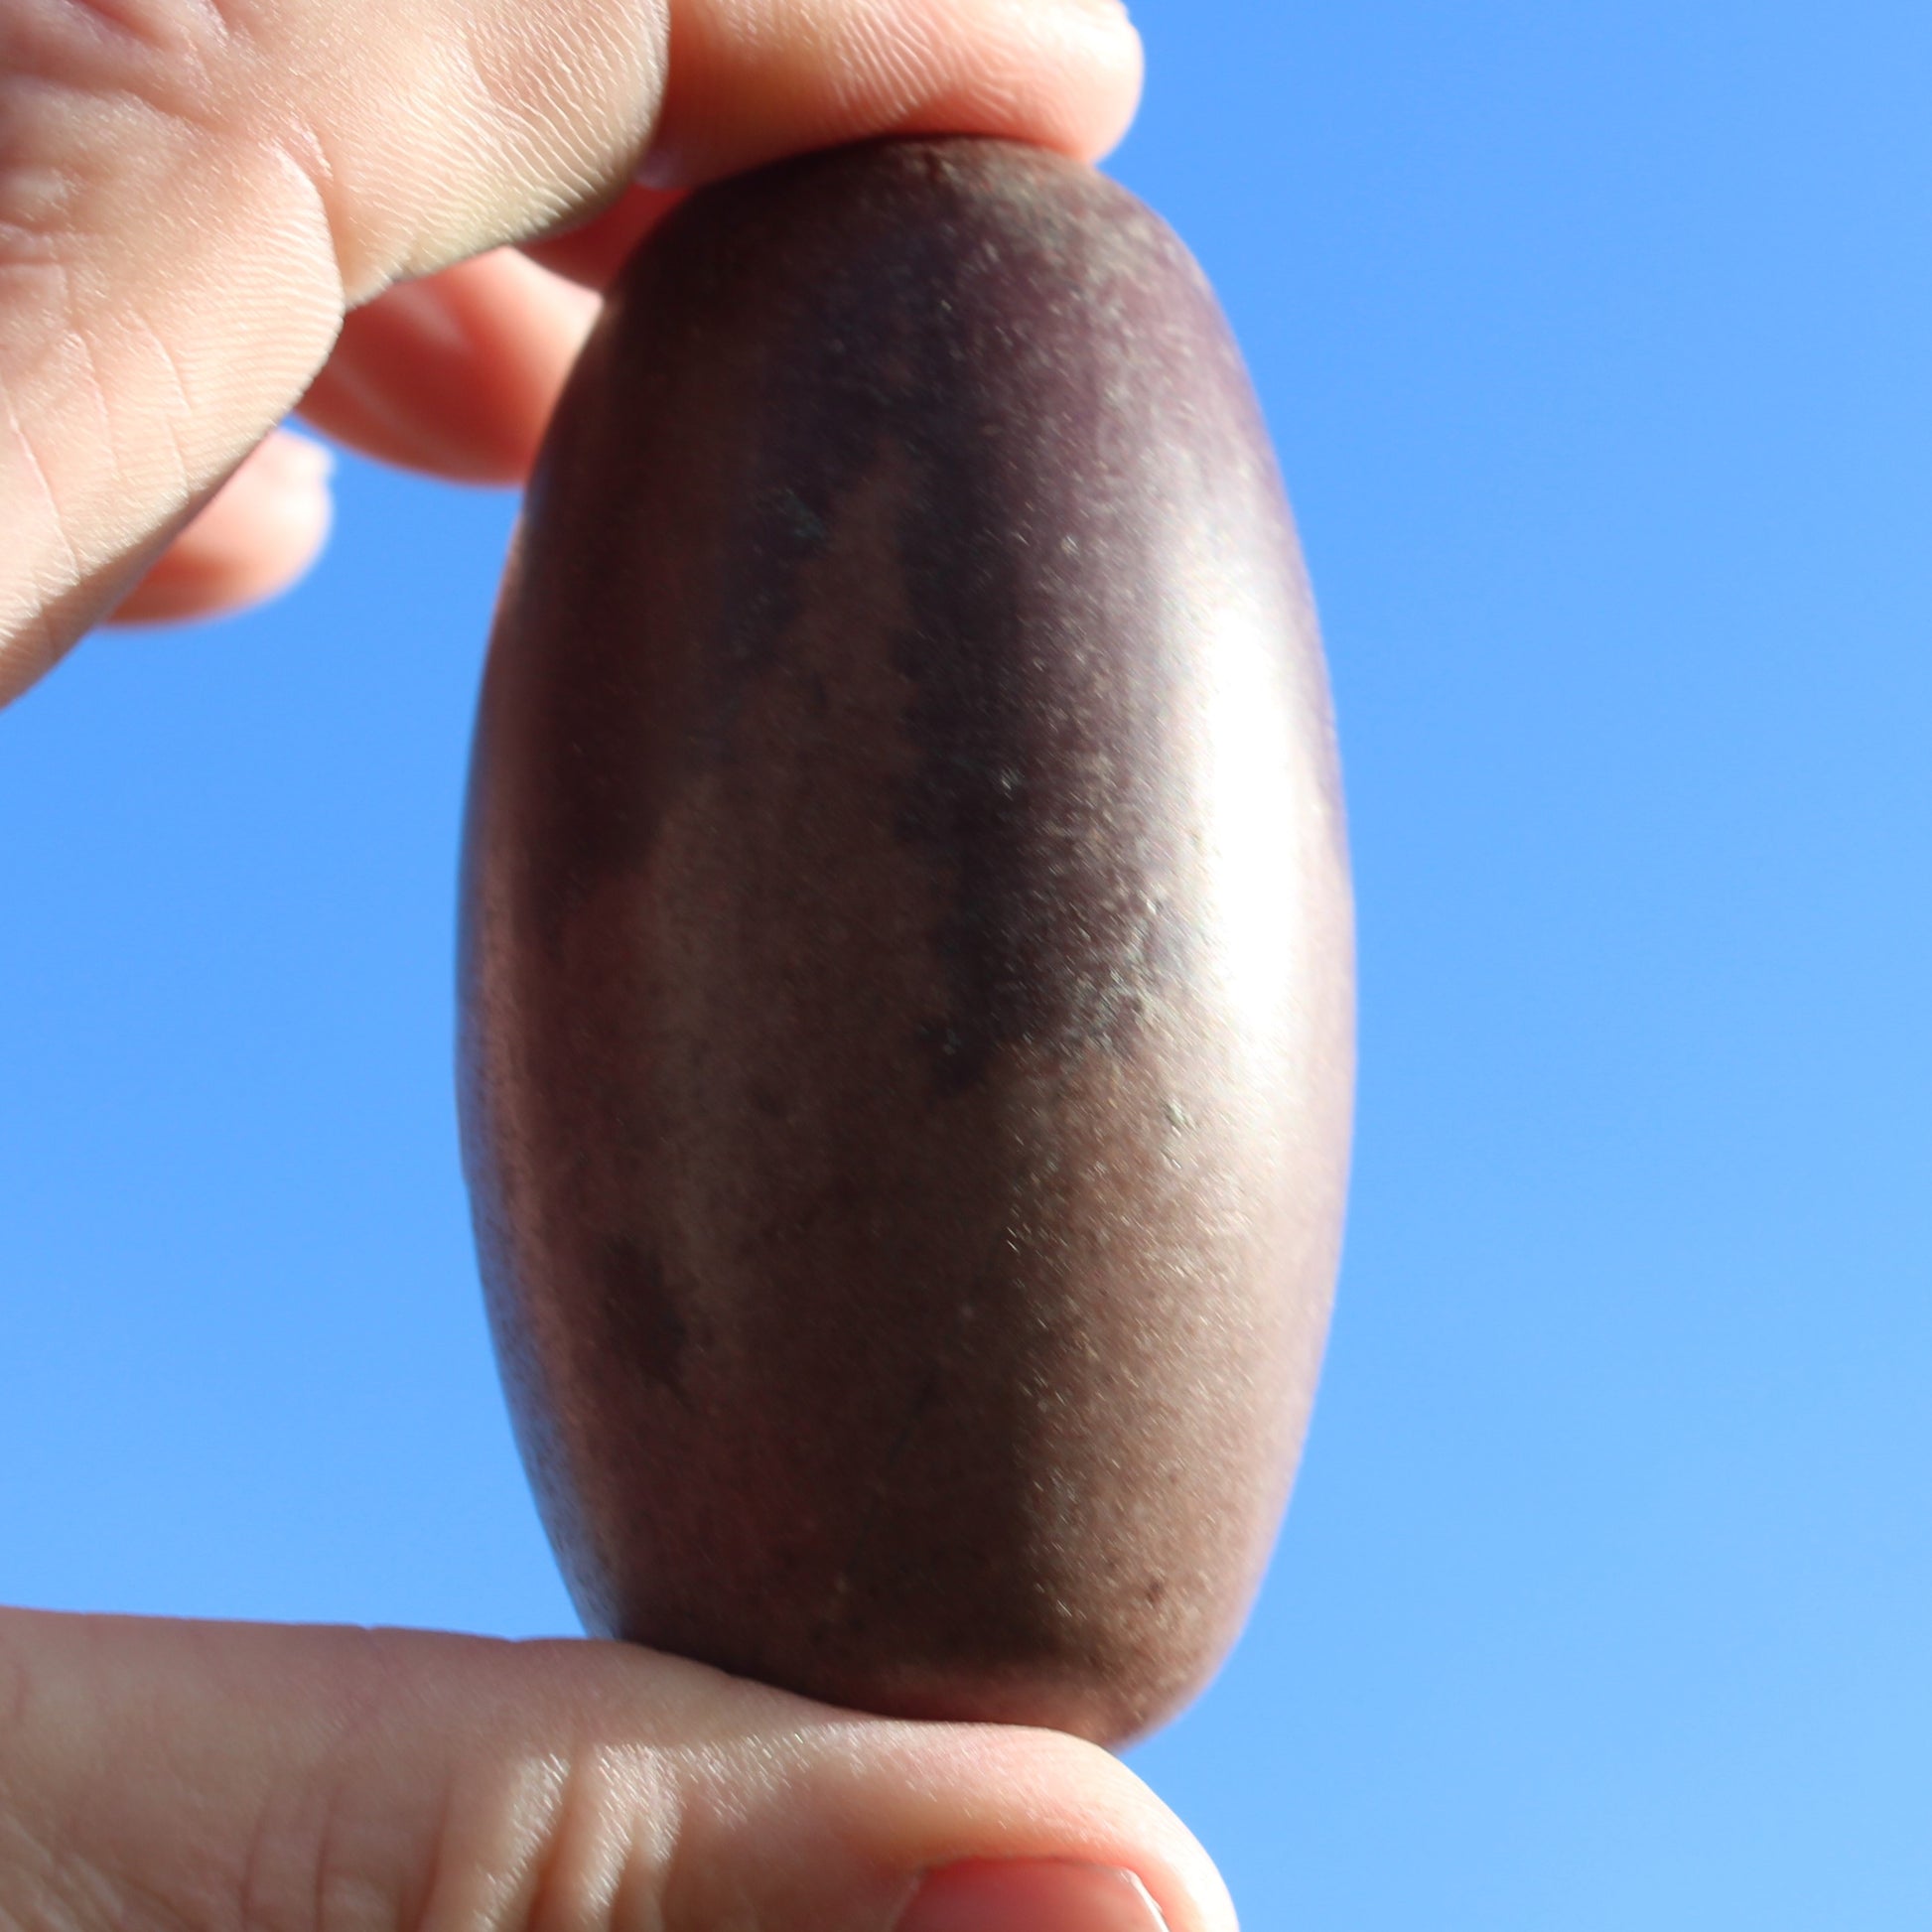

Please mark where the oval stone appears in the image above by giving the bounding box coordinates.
[460,136,1354,1745]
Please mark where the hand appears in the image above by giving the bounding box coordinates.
[0,0,1141,701]
[0,1609,1228,1932]
[0,6,1228,1931]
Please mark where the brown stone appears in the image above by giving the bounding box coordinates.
[459,137,1354,1745]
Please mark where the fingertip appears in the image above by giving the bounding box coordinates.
[1041,0,1147,162]
[683,1705,1241,1932]
[108,431,336,628]
[641,0,1146,189]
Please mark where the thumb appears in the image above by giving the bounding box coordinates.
[0,0,1142,703]
[0,1608,1230,1932]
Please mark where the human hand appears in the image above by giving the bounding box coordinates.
[0,4,1234,1929]
[0,0,1140,699]
[0,1609,1229,1931]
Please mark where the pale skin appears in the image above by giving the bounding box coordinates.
[0,2,1246,1930]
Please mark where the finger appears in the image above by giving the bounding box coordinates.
[0,1609,1233,1932]
[0,0,1143,705]
[107,429,334,626]
[641,0,1145,189]
[299,250,600,483]
[298,209,678,484]
[0,0,665,703]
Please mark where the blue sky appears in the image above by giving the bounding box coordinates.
[4,2,1930,1925]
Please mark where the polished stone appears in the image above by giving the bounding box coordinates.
[460,137,1354,1745]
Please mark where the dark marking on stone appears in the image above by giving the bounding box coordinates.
[597,1239,688,1400]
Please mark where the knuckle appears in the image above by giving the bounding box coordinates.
[0,0,227,126]
[458,1742,681,1932]
[0,0,223,274]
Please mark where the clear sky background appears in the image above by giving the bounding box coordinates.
[3,1,1929,1925]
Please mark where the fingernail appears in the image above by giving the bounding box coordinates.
[896,1861,1171,1932]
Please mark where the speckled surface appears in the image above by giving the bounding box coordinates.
[460,137,1354,1745]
